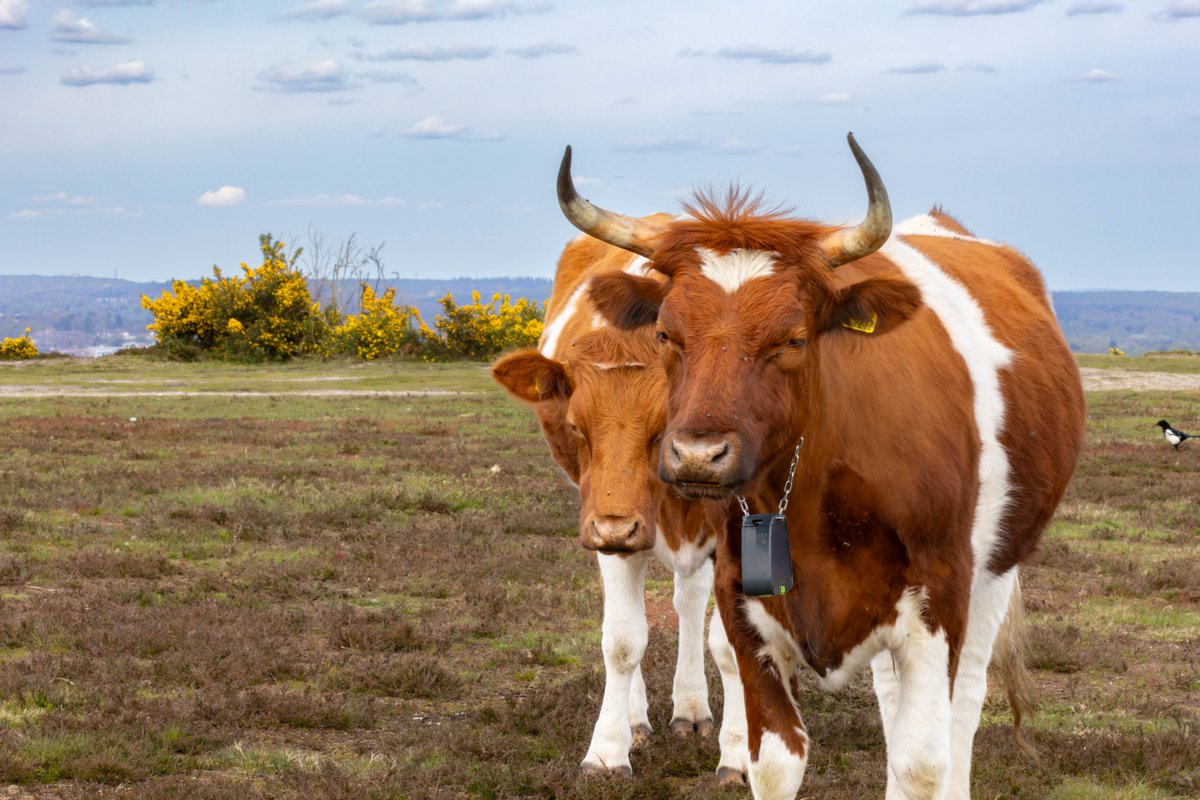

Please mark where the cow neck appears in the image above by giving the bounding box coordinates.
[737,438,803,517]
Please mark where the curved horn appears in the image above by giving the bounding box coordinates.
[819,133,893,268]
[557,146,665,258]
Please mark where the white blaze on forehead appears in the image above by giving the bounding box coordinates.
[880,234,1013,575]
[698,248,778,293]
[539,280,589,359]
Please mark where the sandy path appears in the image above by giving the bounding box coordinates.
[1076,368,1200,392]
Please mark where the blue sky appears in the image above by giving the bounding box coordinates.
[0,0,1197,291]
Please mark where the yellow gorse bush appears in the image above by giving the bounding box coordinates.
[0,327,38,360]
[332,286,420,360]
[142,235,322,360]
[141,234,544,361]
[429,291,543,360]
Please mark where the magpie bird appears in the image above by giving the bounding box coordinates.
[1156,420,1193,449]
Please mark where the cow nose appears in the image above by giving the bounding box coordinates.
[584,515,652,552]
[661,432,739,486]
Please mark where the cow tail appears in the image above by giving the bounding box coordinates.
[993,572,1038,758]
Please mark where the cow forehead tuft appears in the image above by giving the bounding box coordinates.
[697,248,779,293]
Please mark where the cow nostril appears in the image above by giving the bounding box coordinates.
[711,442,730,463]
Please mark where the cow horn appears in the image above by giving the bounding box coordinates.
[557,146,665,258]
[819,133,893,268]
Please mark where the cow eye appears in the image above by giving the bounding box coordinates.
[655,330,669,344]
[789,338,806,348]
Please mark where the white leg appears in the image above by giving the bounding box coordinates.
[883,594,953,800]
[628,664,651,746]
[948,568,1018,800]
[669,559,714,734]
[708,601,749,783]
[871,648,901,752]
[582,551,651,776]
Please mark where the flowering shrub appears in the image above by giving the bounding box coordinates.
[426,291,543,360]
[142,234,545,361]
[0,328,38,360]
[331,286,421,360]
[142,235,322,360]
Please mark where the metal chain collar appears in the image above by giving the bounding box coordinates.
[737,437,805,517]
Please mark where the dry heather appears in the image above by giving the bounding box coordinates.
[0,361,1195,799]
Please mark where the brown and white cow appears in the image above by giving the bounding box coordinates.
[556,135,1086,799]
[492,230,750,781]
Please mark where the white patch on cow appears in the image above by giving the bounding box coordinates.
[948,568,1018,798]
[540,280,589,360]
[591,312,607,329]
[748,730,808,800]
[668,556,713,728]
[743,598,802,685]
[591,361,645,371]
[817,587,931,692]
[583,551,651,774]
[709,603,750,778]
[895,215,1000,247]
[880,235,1013,575]
[624,255,651,276]
[653,535,714,578]
[698,248,778,293]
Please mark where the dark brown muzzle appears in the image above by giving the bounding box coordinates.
[660,431,746,496]
[581,514,654,553]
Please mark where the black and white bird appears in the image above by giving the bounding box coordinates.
[1156,420,1193,449]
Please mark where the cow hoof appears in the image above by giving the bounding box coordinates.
[581,761,633,779]
[670,716,714,737]
[716,766,747,787]
[630,724,652,749]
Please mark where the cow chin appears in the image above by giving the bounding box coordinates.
[669,480,738,501]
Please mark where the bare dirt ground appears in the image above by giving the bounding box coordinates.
[1077,367,1200,391]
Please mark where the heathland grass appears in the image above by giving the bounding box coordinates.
[0,356,1196,798]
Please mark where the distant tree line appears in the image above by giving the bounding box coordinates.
[139,234,543,362]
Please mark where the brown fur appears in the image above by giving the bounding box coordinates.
[589,192,1085,775]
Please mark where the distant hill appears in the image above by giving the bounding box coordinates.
[2,275,1197,356]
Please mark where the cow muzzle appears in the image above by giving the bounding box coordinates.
[660,431,747,498]
[581,514,654,553]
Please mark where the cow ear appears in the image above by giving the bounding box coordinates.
[492,349,569,403]
[819,276,922,337]
[589,272,667,330]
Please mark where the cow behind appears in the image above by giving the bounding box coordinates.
[558,136,1085,799]
[492,231,750,782]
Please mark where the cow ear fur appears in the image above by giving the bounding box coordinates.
[492,349,570,404]
[589,272,666,330]
[819,276,922,337]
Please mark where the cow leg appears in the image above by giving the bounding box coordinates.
[582,550,651,776]
[669,558,714,736]
[627,664,651,746]
[708,602,749,784]
[877,591,955,800]
[947,568,1018,799]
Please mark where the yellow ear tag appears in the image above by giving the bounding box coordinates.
[842,312,878,334]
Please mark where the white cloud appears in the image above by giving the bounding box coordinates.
[909,0,1045,15]
[198,186,246,207]
[32,192,92,206]
[1154,1,1200,20]
[9,193,140,219]
[404,115,468,138]
[283,0,352,20]
[1068,68,1119,82]
[357,69,418,85]
[507,41,577,58]
[418,200,445,209]
[51,10,132,45]
[681,45,832,65]
[361,44,495,61]
[0,65,27,75]
[363,0,548,25]
[959,61,998,73]
[714,138,766,155]
[1065,1,1123,15]
[61,60,153,87]
[0,0,29,30]
[75,1,153,6]
[271,193,406,206]
[818,92,854,105]
[255,59,355,92]
[886,61,947,74]
[613,135,705,153]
